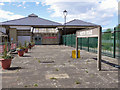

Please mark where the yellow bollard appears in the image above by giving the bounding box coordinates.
[72,50,80,59]
[72,50,76,59]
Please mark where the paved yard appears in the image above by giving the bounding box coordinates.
[1,45,119,88]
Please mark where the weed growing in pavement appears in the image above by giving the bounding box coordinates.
[68,60,71,62]
[34,84,38,87]
[16,69,19,72]
[75,81,80,84]
[55,68,59,71]
[86,70,88,73]
[63,63,65,66]
[24,85,28,87]
[24,85,31,87]
[50,77,57,80]
[38,60,41,63]
[47,64,52,66]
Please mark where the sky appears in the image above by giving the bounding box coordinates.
[0,0,119,30]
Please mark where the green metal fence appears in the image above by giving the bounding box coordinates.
[62,34,76,47]
[62,28,120,58]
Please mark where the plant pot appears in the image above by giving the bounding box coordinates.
[25,48,28,53]
[31,44,34,47]
[33,44,35,47]
[29,45,31,49]
[0,58,12,69]
[18,50,24,56]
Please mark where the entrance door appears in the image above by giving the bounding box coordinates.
[18,36,31,45]
[34,36,42,45]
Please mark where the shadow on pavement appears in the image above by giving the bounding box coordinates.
[7,67,23,70]
[93,57,120,69]
[101,69,118,71]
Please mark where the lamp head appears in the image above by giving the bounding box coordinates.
[63,10,67,16]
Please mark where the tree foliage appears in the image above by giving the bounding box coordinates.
[102,29,112,40]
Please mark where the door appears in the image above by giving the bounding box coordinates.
[18,36,31,45]
[34,36,42,45]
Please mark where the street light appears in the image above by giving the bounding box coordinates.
[63,10,67,45]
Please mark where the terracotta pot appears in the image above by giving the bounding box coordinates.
[32,44,34,47]
[33,44,35,47]
[18,50,24,56]
[25,48,28,53]
[0,58,12,69]
[29,45,31,49]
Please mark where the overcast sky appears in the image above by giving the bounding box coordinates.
[0,0,119,29]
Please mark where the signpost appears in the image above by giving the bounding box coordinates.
[76,27,102,71]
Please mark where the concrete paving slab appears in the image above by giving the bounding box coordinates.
[1,45,119,88]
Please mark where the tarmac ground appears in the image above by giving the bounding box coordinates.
[1,45,119,88]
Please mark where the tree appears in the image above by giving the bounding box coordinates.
[102,29,112,40]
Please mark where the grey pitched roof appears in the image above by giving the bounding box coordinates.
[66,19,99,26]
[1,13,61,26]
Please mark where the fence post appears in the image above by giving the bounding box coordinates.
[88,37,89,52]
[81,38,82,50]
[70,35,71,46]
[64,35,66,46]
[113,27,116,58]
[97,26,102,71]
[76,36,78,58]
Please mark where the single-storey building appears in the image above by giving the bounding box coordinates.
[0,31,8,44]
[0,13,100,45]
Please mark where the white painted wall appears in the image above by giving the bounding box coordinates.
[0,26,6,33]
[18,36,31,45]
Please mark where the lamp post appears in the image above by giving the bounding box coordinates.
[63,10,67,45]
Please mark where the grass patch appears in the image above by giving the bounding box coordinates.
[34,58,38,60]
[55,68,59,71]
[38,60,41,63]
[16,69,19,72]
[24,85,28,88]
[75,81,80,84]
[50,77,57,80]
[34,84,38,87]
[86,70,88,73]
[47,64,52,66]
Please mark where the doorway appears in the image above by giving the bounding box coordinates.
[34,36,42,45]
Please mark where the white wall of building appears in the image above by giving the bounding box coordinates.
[10,26,32,43]
[18,36,31,45]
[0,26,6,33]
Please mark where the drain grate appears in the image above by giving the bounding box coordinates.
[40,61,54,63]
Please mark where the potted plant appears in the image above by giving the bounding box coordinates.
[16,42,24,56]
[31,41,35,47]
[24,41,28,53]
[28,42,32,49]
[0,42,13,69]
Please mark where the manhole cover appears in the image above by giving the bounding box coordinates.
[46,74,69,79]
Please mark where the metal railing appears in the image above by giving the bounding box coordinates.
[62,29,120,58]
